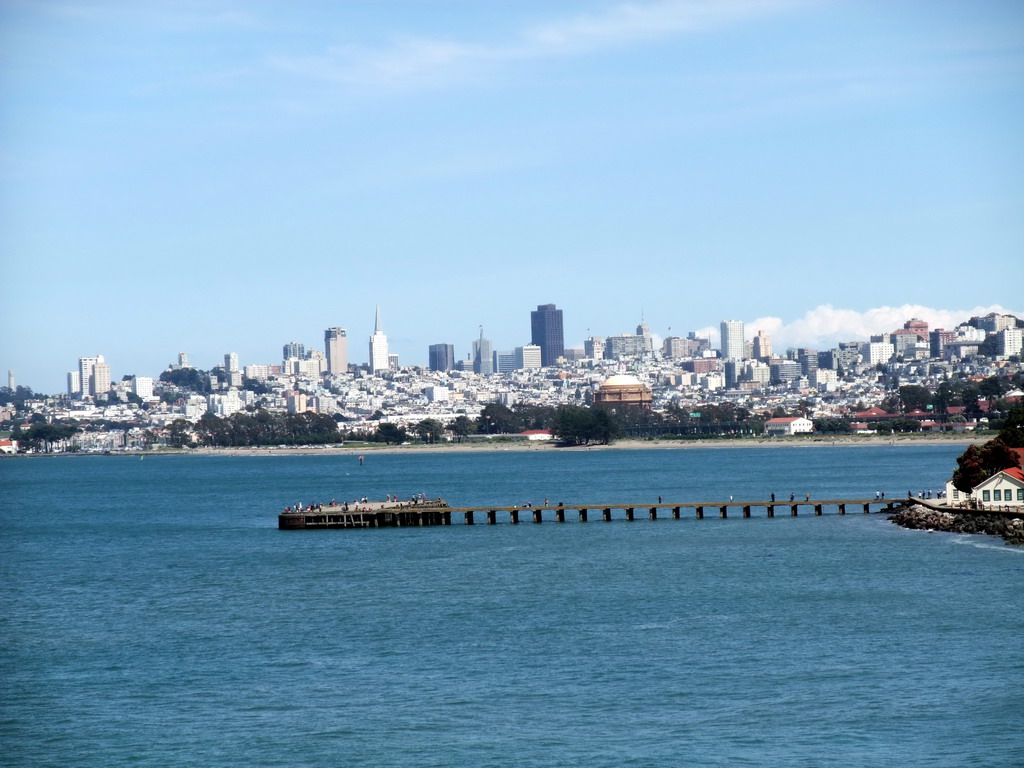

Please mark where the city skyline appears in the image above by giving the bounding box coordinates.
[2,2,1022,392]
[20,301,1024,395]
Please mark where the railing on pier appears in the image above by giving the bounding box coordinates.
[445,499,898,525]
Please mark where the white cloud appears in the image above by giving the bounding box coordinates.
[271,0,806,89]
[742,304,1023,351]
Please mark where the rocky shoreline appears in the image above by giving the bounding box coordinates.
[890,503,1024,546]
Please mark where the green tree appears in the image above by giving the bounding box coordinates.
[813,417,853,434]
[414,418,444,444]
[449,416,475,443]
[477,403,519,434]
[374,423,407,445]
[898,385,932,412]
[159,368,212,394]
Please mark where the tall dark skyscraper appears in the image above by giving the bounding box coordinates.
[428,343,455,371]
[530,303,564,367]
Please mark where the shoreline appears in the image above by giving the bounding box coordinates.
[5,432,986,458]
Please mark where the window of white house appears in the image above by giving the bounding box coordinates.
[983,490,991,502]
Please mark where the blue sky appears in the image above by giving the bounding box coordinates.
[2,0,1022,392]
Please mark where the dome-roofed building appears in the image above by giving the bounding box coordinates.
[592,374,653,410]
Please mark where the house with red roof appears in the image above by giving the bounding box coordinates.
[967,468,1024,508]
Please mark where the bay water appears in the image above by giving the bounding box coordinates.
[2,444,1022,767]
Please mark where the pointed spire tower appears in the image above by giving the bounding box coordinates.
[368,305,390,373]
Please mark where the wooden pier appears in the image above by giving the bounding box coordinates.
[279,498,900,529]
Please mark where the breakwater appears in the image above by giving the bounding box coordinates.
[890,503,1024,545]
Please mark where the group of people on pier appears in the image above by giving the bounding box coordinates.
[282,492,447,515]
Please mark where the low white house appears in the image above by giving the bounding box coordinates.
[764,416,814,437]
[946,467,1024,508]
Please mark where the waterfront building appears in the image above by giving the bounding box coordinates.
[429,343,455,372]
[530,304,564,367]
[324,328,348,374]
[720,320,745,360]
[369,306,390,373]
[515,344,542,370]
[764,416,814,436]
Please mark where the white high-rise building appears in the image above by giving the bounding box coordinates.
[720,320,745,360]
[998,328,1023,357]
[224,353,239,372]
[325,327,348,374]
[368,306,390,373]
[67,371,80,396]
[78,357,98,397]
[515,344,542,369]
[132,376,155,399]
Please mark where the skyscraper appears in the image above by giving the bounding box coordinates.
[530,304,564,367]
[91,355,110,397]
[368,306,390,373]
[472,327,493,375]
[752,329,773,360]
[283,341,305,361]
[224,353,239,372]
[324,327,348,374]
[428,343,455,371]
[720,320,745,360]
[78,356,98,397]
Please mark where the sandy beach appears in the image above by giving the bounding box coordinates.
[183,432,986,458]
